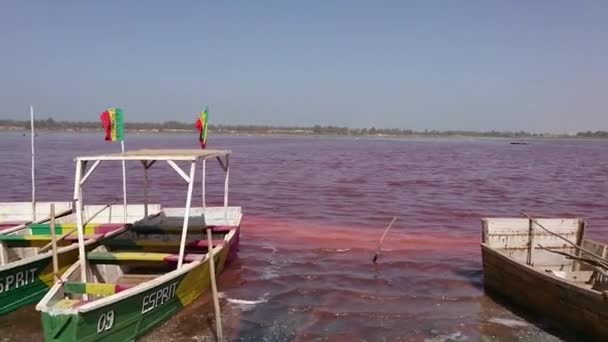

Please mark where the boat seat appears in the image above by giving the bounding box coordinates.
[103,239,224,250]
[0,234,102,248]
[129,224,235,234]
[28,223,125,236]
[64,282,134,296]
[87,251,205,264]
[0,221,28,229]
[212,226,234,233]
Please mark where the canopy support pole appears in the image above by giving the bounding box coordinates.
[121,140,127,223]
[79,160,101,186]
[177,161,196,268]
[223,155,230,209]
[142,161,149,217]
[74,160,88,293]
[167,160,191,183]
[30,105,35,221]
[202,160,206,210]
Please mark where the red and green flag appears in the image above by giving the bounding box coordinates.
[195,106,209,149]
[100,107,124,142]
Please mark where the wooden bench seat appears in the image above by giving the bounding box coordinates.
[0,234,102,248]
[0,221,28,229]
[87,251,205,264]
[102,239,224,250]
[129,225,235,234]
[28,223,125,236]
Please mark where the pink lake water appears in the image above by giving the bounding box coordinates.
[0,132,607,341]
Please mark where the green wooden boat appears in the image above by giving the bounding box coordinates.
[36,149,241,341]
[0,204,158,315]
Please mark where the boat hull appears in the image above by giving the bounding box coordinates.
[1,223,128,316]
[482,244,608,339]
[40,228,238,342]
[0,248,80,315]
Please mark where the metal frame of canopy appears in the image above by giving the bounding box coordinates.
[72,149,231,283]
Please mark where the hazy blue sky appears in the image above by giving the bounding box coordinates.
[1,1,606,132]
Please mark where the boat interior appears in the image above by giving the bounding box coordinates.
[42,206,241,309]
[0,204,158,267]
[482,218,608,292]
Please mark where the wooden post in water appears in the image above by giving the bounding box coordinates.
[372,217,398,263]
[207,228,223,341]
[49,204,59,281]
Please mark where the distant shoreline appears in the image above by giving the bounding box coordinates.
[0,119,607,139]
[2,126,608,140]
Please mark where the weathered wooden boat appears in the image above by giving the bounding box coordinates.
[0,202,73,234]
[36,149,241,341]
[481,217,608,339]
[0,204,158,315]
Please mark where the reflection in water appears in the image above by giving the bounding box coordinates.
[1,133,607,340]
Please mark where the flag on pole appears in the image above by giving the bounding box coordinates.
[100,108,124,142]
[195,106,209,149]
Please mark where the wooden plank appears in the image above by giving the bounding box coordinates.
[87,251,204,264]
[483,217,581,249]
[483,218,580,235]
[496,247,576,267]
[0,202,72,221]
[103,238,224,250]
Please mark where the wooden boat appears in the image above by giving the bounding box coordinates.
[0,204,158,315]
[481,217,608,339]
[0,202,73,234]
[36,149,241,341]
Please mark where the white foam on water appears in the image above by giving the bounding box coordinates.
[226,297,268,305]
[219,292,269,311]
[488,317,529,328]
[424,331,467,342]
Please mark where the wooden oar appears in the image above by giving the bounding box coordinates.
[372,217,398,263]
[39,202,115,253]
[207,227,224,341]
[521,212,608,267]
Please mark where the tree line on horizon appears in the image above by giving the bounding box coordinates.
[0,118,607,138]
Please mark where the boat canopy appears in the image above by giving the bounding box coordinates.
[72,149,232,283]
[76,149,230,162]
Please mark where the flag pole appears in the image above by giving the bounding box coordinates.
[121,139,127,224]
[30,105,36,221]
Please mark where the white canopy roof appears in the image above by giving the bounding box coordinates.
[76,149,231,162]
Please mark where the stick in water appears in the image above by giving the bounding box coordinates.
[373,217,398,263]
[207,227,223,341]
